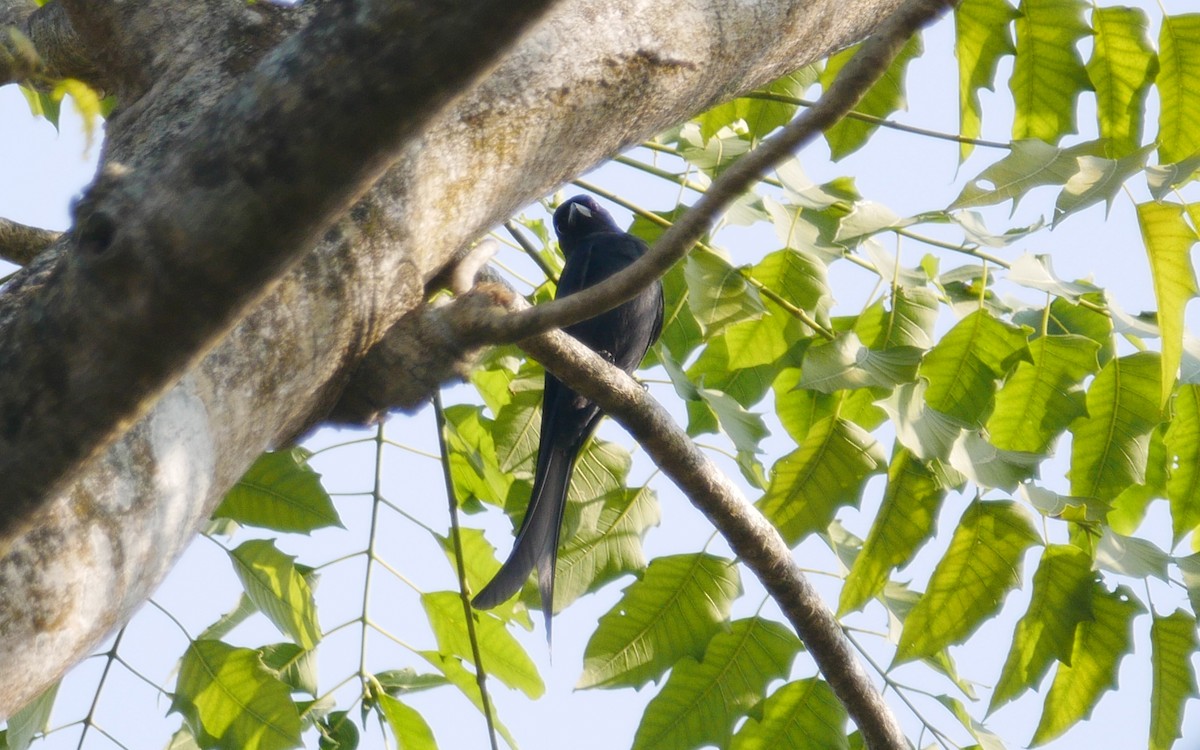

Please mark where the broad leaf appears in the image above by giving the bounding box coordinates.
[950,139,1102,211]
[685,249,766,336]
[377,694,437,750]
[840,448,951,615]
[1094,529,1169,581]
[799,333,922,392]
[1157,14,1200,165]
[896,500,1039,663]
[820,35,923,160]
[1166,385,1200,541]
[954,0,1017,160]
[214,449,342,533]
[1005,253,1102,300]
[1068,353,1162,501]
[1054,145,1155,226]
[1150,611,1198,750]
[919,309,1029,427]
[730,678,848,750]
[229,540,320,650]
[1087,6,1157,157]
[417,652,517,749]
[1032,584,1144,745]
[578,554,740,689]
[1010,0,1091,144]
[1137,201,1199,408]
[554,485,660,610]
[421,592,542,697]
[987,333,1098,454]
[697,70,815,143]
[631,618,801,750]
[758,416,886,544]
[3,681,58,750]
[171,640,302,750]
[990,545,1094,712]
[855,286,940,350]
[259,643,318,696]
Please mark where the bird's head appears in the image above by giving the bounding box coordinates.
[552,195,622,240]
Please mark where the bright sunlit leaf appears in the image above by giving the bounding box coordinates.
[1150,610,1198,750]
[1010,0,1092,144]
[1136,201,1199,408]
[954,0,1018,160]
[730,678,848,750]
[1087,6,1157,157]
[1156,14,1200,165]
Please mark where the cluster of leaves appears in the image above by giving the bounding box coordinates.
[6,0,1200,749]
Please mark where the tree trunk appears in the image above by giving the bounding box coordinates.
[0,0,902,717]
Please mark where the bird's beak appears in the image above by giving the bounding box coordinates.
[568,202,592,226]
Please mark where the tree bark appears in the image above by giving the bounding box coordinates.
[0,0,904,718]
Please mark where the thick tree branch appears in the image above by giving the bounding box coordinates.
[0,217,60,266]
[476,0,954,347]
[0,2,104,88]
[0,0,558,542]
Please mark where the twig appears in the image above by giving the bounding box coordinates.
[433,393,501,750]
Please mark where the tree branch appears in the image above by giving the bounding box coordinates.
[476,0,954,347]
[0,217,60,266]
[0,0,559,542]
[1,2,104,88]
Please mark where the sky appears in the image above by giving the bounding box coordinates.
[1,3,1198,750]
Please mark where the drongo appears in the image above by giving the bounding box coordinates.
[472,195,664,639]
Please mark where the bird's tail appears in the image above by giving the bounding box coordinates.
[471,445,573,640]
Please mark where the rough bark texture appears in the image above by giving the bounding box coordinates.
[0,0,904,719]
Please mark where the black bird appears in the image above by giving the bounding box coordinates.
[472,196,664,639]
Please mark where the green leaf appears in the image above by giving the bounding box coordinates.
[171,640,302,750]
[654,251,706,362]
[677,121,752,176]
[684,250,766,336]
[553,485,660,610]
[50,78,104,151]
[839,448,951,615]
[1032,584,1144,745]
[750,247,833,329]
[3,681,58,750]
[259,643,318,696]
[229,540,320,650]
[446,404,512,508]
[374,669,450,697]
[855,286,940,350]
[697,70,814,143]
[758,417,886,544]
[799,333,922,392]
[1137,201,1199,408]
[1166,385,1200,541]
[317,711,359,750]
[950,139,1102,211]
[417,652,517,749]
[197,595,258,643]
[421,592,543,698]
[17,83,62,127]
[696,387,770,456]
[1087,6,1157,157]
[987,334,1098,454]
[214,449,341,533]
[1068,352,1162,501]
[762,196,845,261]
[1005,253,1102,300]
[1147,151,1200,200]
[730,678,848,750]
[1157,14,1200,165]
[896,500,1039,663]
[948,430,1043,490]
[578,554,741,689]
[1150,611,1198,750]
[377,694,438,750]
[990,545,1094,712]
[820,35,923,160]
[919,309,1030,427]
[954,0,1017,160]
[631,618,801,750]
[1010,0,1091,144]
[1053,145,1155,226]
[1094,529,1169,580]
[879,381,965,461]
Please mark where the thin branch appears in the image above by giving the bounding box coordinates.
[433,393,501,750]
[475,0,955,349]
[742,91,1011,150]
[504,221,557,282]
[0,217,61,266]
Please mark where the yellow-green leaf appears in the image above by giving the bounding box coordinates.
[578,554,740,689]
[840,448,950,615]
[632,618,801,750]
[1068,352,1162,501]
[1010,0,1092,144]
[1137,201,1199,408]
[1087,6,1157,157]
[758,417,886,544]
[421,592,543,698]
[955,0,1018,160]
[1032,584,1144,745]
[215,448,342,533]
[990,545,1094,712]
[820,36,923,160]
[951,139,1103,211]
[1157,14,1200,165]
[919,309,1030,427]
[896,500,1039,663]
[1166,385,1200,542]
[730,678,848,750]
[377,694,437,750]
[228,540,320,651]
[1150,610,1198,750]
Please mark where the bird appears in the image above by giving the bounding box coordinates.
[472,195,664,641]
